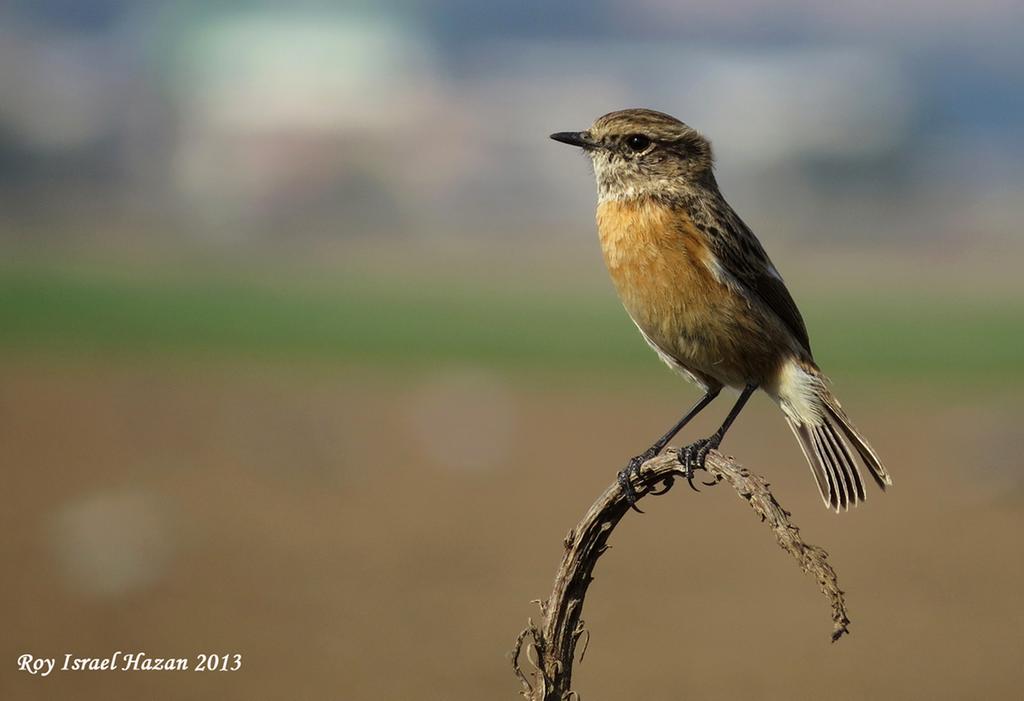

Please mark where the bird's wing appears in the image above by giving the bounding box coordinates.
[705,206,812,355]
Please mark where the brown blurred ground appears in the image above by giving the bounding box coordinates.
[1,360,1021,699]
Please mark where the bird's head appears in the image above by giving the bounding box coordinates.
[551,109,714,201]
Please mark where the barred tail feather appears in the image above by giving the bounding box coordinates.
[786,416,866,511]
[787,420,834,509]
[820,395,893,491]
[777,360,891,512]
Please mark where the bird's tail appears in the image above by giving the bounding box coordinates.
[777,362,892,512]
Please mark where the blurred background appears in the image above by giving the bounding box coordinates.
[1,1,1022,699]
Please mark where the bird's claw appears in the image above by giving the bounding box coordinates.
[648,475,675,496]
[678,435,721,491]
[617,450,657,512]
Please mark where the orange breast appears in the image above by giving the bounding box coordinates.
[595,197,764,386]
[596,197,719,333]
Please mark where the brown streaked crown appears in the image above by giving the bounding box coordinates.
[553,108,715,201]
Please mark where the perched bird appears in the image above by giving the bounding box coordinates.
[551,109,891,512]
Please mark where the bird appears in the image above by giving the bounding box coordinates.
[550,108,891,512]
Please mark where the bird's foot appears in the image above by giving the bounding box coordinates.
[617,448,659,513]
[678,434,722,491]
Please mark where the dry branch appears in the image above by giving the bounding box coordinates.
[512,448,849,700]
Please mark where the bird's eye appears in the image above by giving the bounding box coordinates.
[625,134,651,152]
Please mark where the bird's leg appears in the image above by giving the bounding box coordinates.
[618,388,721,511]
[679,384,757,489]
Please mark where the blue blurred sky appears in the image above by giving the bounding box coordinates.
[0,1,1021,252]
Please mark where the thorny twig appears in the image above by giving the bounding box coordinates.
[511,448,850,700]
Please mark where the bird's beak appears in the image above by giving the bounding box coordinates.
[550,131,596,150]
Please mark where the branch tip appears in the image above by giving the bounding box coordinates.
[512,449,851,700]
